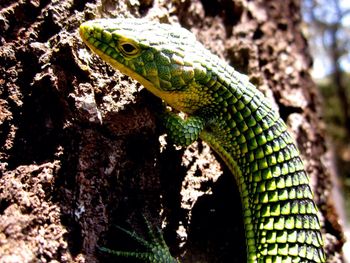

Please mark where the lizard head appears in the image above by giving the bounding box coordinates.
[79,18,212,111]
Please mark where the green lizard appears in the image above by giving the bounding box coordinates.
[79,18,326,263]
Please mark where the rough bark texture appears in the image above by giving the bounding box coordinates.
[0,0,345,262]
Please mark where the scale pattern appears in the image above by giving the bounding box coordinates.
[79,18,326,263]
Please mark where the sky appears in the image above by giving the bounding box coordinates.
[309,0,350,79]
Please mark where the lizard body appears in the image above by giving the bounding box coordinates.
[79,18,326,263]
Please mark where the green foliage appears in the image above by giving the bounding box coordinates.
[317,73,350,142]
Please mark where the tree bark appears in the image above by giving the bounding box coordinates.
[0,0,344,262]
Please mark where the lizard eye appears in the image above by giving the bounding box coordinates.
[118,40,140,57]
[121,43,136,53]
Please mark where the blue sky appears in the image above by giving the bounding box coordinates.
[309,0,350,79]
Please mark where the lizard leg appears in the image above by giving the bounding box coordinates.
[162,111,206,147]
[99,216,178,263]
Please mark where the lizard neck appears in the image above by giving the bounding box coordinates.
[197,65,324,261]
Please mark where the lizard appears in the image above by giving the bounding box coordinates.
[79,18,326,263]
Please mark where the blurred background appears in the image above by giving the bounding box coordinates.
[302,0,350,261]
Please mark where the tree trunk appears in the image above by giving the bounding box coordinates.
[0,0,344,262]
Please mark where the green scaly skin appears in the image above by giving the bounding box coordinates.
[79,18,326,263]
